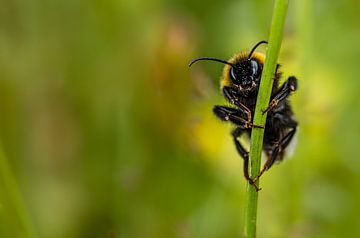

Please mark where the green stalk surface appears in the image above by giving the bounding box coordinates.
[244,0,288,237]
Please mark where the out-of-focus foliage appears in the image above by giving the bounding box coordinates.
[0,0,360,237]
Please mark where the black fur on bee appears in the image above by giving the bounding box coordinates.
[189,41,298,191]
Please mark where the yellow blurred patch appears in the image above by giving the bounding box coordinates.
[188,103,245,178]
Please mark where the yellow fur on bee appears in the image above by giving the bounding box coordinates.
[220,52,265,89]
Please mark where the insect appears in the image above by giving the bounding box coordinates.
[189,40,298,191]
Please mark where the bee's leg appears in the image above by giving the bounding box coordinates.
[254,125,297,182]
[253,147,279,183]
[232,127,261,192]
[262,76,298,114]
[223,86,252,122]
[275,63,281,73]
[274,64,281,77]
[213,106,264,129]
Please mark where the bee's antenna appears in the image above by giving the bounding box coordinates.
[248,40,268,59]
[189,57,235,67]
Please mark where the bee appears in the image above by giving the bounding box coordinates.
[189,41,298,191]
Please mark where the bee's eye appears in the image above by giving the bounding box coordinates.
[230,67,237,81]
[250,60,259,76]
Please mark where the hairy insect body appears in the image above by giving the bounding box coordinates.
[190,41,298,191]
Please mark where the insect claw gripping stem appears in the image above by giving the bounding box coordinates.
[251,124,265,129]
[249,180,262,192]
[261,100,278,114]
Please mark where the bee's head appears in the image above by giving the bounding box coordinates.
[229,58,261,92]
[189,40,267,93]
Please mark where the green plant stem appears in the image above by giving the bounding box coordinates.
[244,0,288,237]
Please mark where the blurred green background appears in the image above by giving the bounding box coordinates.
[1,0,360,237]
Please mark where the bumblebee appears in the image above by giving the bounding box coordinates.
[190,41,298,190]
